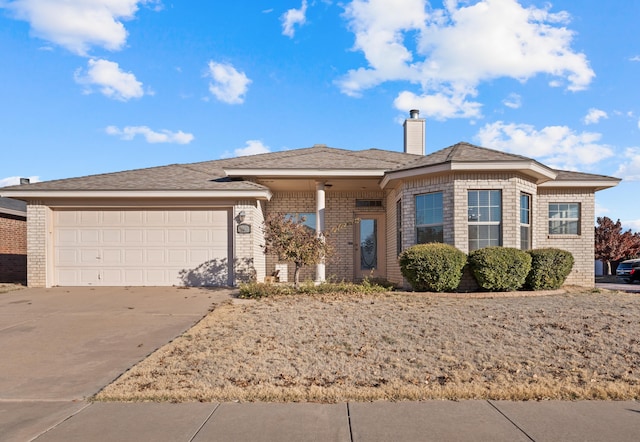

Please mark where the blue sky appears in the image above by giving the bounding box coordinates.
[0,0,638,230]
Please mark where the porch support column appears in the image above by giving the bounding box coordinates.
[315,181,326,283]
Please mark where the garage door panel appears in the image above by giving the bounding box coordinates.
[102,249,122,264]
[124,249,144,264]
[79,230,100,244]
[56,249,77,265]
[53,209,230,286]
[102,229,121,243]
[124,211,144,225]
[146,230,165,243]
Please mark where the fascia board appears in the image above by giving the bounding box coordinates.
[223,168,386,177]
[0,190,273,201]
[380,164,451,189]
[450,161,557,180]
[538,180,621,191]
[381,161,557,189]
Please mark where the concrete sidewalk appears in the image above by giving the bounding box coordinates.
[1,399,638,441]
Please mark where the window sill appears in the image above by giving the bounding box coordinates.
[547,234,581,239]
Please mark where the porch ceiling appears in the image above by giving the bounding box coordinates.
[255,177,383,192]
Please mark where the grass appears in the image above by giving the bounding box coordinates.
[95,288,640,403]
[0,283,25,294]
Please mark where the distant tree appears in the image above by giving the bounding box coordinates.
[594,217,640,275]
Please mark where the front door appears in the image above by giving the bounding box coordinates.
[355,213,386,280]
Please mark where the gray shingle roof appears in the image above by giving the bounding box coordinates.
[0,143,618,193]
[0,197,26,214]
[389,142,545,172]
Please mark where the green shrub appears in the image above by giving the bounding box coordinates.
[468,247,532,291]
[526,248,574,290]
[398,243,467,292]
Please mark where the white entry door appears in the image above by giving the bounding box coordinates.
[53,209,231,286]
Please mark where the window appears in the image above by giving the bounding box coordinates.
[415,192,443,243]
[285,213,316,231]
[520,193,531,250]
[468,190,501,251]
[548,203,580,235]
[396,199,402,255]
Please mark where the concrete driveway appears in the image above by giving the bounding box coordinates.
[0,286,232,440]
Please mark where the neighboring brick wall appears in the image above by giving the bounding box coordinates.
[0,212,27,283]
[536,189,595,287]
[26,203,48,287]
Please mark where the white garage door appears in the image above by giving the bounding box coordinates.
[53,209,231,286]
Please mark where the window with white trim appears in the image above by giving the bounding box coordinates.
[520,193,531,250]
[548,203,580,235]
[468,190,501,251]
[415,192,443,244]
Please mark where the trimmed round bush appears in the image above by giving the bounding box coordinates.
[526,248,574,290]
[468,247,532,291]
[399,243,467,292]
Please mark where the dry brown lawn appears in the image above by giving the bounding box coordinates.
[96,288,640,403]
[0,283,25,294]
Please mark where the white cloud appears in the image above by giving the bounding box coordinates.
[206,61,251,104]
[502,93,522,109]
[624,219,640,233]
[394,88,481,120]
[106,125,194,144]
[281,0,308,38]
[584,108,608,125]
[222,140,271,158]
[2,0,159,56]
[0,176,41,187]
[476,121,614,170]
[630,55,640,62]
[234,140,271,157]
[338,0,594,120]
[75,58,144,101]
[615,147,640,181]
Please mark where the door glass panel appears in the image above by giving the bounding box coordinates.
[360,219,377,270]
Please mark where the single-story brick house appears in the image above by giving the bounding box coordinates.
[1,111,620,288]
[0,197,27,283]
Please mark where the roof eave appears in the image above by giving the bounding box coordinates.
[380,161,556,189]
[538,179,621,191]
[0,189,274,201]
[223,168,387,178]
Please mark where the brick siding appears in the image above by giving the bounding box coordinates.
[26,203,48,287]
[387,172,592,289]
[0,212,27,283]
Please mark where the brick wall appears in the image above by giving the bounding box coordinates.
[26,203,48,287]
[388,172,598,290]
[536,188,595,287]
[233,201,265,284]
[0,212,27,283]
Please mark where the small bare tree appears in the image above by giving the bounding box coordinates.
[261,213,356,287]
[262,213,327,287]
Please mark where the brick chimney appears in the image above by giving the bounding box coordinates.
[403,109,425,155]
